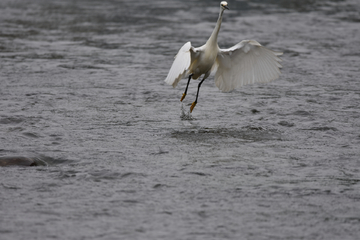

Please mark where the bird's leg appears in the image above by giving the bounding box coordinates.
[190,77,206,113]
[180,74,193,102]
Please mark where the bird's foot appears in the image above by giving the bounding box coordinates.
[190,101,197,113]
[180,93,186,102]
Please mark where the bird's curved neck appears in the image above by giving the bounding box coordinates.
[206,9,224,47]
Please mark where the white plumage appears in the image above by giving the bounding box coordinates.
[164,42,193,88]
[165,1,283,112]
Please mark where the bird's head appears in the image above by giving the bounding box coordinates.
[220,1,229,10]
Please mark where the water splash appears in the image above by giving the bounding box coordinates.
[180,103,194,121]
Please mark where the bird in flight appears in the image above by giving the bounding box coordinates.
[164,1,283,113]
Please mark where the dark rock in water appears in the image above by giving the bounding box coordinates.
[0,156,37,167]
[278,121,295,127]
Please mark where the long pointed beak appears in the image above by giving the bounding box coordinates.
[224,6,229,10]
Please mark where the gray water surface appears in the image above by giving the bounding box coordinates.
[1,0,360,239]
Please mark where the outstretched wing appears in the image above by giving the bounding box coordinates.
[164,42,194,88]
[215,40,283,92]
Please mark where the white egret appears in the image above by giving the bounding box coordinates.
[164,1,283,112]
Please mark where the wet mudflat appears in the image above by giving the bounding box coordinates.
[0,0,360,239]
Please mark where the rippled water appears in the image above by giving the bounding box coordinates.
[1,0,360,239]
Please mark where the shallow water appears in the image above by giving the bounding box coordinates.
[1,0,360,239]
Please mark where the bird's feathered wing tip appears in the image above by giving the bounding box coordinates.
[164,42,193,88]
[215,40,283,92]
